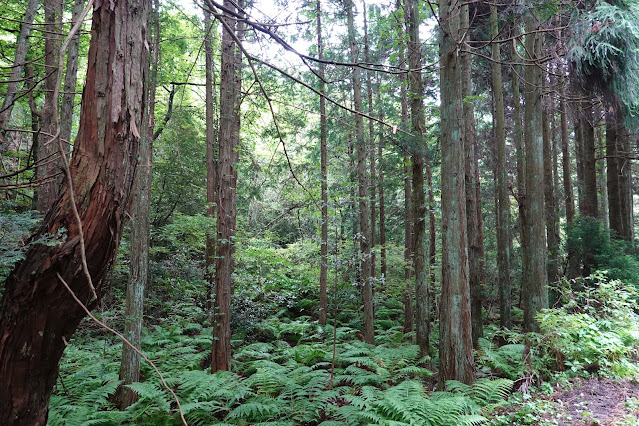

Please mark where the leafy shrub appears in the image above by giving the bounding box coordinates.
[536,272,639,378]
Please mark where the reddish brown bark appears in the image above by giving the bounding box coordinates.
[212,0,242,372]
[0,1,149,422]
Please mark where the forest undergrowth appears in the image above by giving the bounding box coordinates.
[46,267,639,426]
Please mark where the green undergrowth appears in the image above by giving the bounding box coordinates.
[50,315,512,425]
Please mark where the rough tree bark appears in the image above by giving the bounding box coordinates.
[439,0,474,385]
[491,3,511,330]
[397,0,413,335]
[542,75,558,283]
[522,13,548,332]
[116,0,157,409]
[212,0,242,372]
[406,0,429,357]
[0,1,150,422]
[462,1,484,348]
[204,8,218,318]
[345,0,374,344]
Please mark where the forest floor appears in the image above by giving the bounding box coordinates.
[539,378,639,425]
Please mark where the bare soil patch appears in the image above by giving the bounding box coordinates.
[545,378,639,425]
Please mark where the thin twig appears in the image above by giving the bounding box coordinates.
[56,273,188,426]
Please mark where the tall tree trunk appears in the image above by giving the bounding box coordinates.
[0,0,39,146]
[212,0,242,372]
[513,63,530,295]
[35,0,64,212]
[618,123,634,242]
[406,0,429,356]
[559,63,575,226]
[0,1,150,421]
[607,109,621,238]
[559,59,578,278]
[542,76,558,284]
[204,9,218,316]
[597,125,609,229]
[59,0,85,151]
[397,0,413,335]
[439,0,474,385]
[581,100,598,218]
[461,1,483,348]
[318,0,329,327]
[375,76,387,281]
[364,0,376,281]
[491,4,511,330]
[522,14,548,332]
[345,0,374,344]
[117,0,158,409]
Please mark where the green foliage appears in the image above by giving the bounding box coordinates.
[536,272,639,378]
[567,0,639,123]
[565,216,639,282]
[476,338,526,380]
[0,209,41,282]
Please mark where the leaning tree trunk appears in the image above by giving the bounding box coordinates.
[0,1,150,422]
[439,0,474,385]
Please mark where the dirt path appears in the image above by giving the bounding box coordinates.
[543,378,639,425]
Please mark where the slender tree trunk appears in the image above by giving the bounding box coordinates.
[117,0,157,409]
[0,1,149,421]
[439,0,474,385]
[204,9,218,315]
[618,123,634,242]
[405,0,429,356]
[395,0,413,335]
[597,126,609,229]
[559,63,575,226]
[607,109,621,238]
[375,76,387,281]
[581,100,598,218]
[542,76,558,284]
[318,0,329,327]
[522,14,548,332]
[59,0,85,150]
[461,1,483,348]
[512,64,529,298]
[491,4,511,330]
[345,0,374,344]
[0,0,39,146]
[364,1,376,281]
[212,0,242,372]
[35,0,64,212]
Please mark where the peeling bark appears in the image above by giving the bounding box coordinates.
[0,1,150,422]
